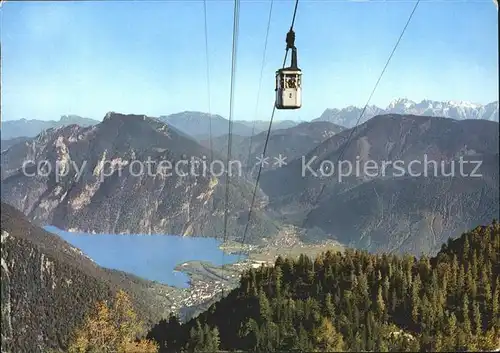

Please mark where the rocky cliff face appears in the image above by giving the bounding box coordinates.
[0,112,278,244]
[0,202,178,353]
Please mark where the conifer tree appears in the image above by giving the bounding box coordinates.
[68,291,158,353]
[313,317,345,352]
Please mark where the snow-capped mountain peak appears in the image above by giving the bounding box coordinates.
[387,98,416,110]
[314,98,499,127]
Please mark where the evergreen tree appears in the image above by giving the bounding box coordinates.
[313,317,345,352]
[376,286,387,323]
[68,291,158,353]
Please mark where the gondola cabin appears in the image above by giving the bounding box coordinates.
[275,68,302,110]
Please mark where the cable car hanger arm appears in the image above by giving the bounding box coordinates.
[285,29,298,69]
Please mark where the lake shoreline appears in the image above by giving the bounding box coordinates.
[45,225,244,288]
[44,224,344,320]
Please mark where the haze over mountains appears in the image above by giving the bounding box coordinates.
[314,99,499,127]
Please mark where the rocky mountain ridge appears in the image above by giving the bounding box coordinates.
[3,98,496,141]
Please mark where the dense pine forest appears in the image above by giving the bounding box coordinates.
[147,221,500,352]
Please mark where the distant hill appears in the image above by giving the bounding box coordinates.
[260,114,500,254]
[159,111,303,140]
[235,119,301,132]
[206,121,346,176]
[314,99,499,127]
[0,112,279,244]
[159,111,255,139]
[1,115,99,140]
[0,202,179,353]
[3,99,495,141]
[147,221,500,352]
[303,172,499,254]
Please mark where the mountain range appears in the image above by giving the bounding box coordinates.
[0,115,99,140]
[1,112,300,141]
[147,221,500,352]
[0,112,278,244]
[159,112,302,140]
[260,114,499,254]
[2,110,498,255]
[3,193,499,352]
[2,99,497,142]
[314,99,499,127]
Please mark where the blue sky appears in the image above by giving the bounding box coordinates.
[1,0,498,122]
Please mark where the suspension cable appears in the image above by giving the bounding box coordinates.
[313,0,421,205]
[203,0,214,162]
[246,0,274,173]
[221,0,241,297]
[237,0,420,263]
[237,0,300,263]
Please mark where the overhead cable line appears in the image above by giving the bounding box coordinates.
[237,0,300,263]
[221,0,241,297]
[203,0,214,162]
[313,0,421,205]
[186,1,215,308]
[237,0,420,263]
[246,0,274,173]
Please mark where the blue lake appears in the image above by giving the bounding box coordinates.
[44,226,243,288]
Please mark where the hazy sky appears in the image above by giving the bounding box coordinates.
[1,0,498,122]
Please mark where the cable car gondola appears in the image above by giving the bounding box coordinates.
[275,28,301,110]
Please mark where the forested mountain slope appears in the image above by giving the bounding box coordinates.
[1,113,279,244]
[0,202,177,353]
[148,221,500,352]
